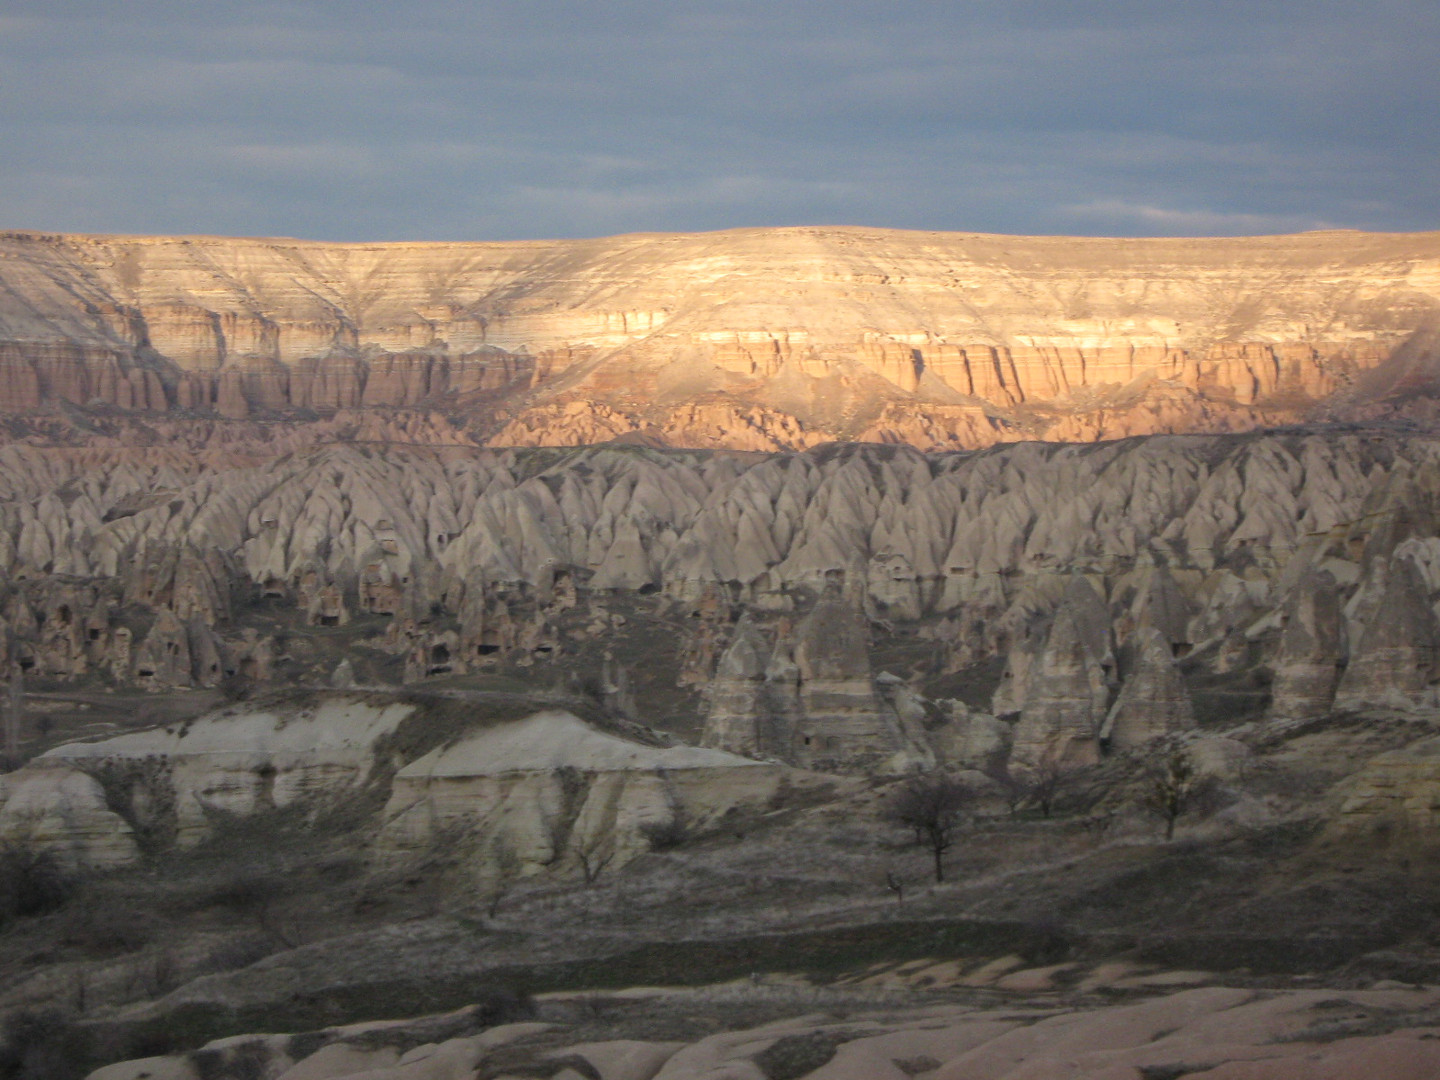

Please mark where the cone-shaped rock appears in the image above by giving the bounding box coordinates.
[1011,578,1115,770]
[1335,557,1440,711]
[1100,627,1195,749]
[701,614,773,757]
[1269,570,1344,720]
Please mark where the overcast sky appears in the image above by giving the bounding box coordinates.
[0,1,1436,242]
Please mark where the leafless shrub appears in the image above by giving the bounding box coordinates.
[639,815,691,852]
[0,842,72,925]
[1027,761,1069,818]
[0,1009,92,1080]
[884,870,905,905]
[886,772,971,883]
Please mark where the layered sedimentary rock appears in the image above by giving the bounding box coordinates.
[1329,736,1440,848]
[0,700,797,874]
[700,600,933,772]
[1,227,1440,450]
[1008,576,1115,770]
[700,614,778,756]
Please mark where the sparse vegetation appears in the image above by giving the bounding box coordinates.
[0,842,72,926]
[1143,749,1207,842]
[753,1030,854,1080]
[639,814,690,852]
[1027,760,1069,819]
[0,1010,91,1080]
[886,772,971,883]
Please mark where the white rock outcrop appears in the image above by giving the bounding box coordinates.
[0,698,414,863]
[378,710,788,877]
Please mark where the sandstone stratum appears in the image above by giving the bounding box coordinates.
[2,227,1440,450]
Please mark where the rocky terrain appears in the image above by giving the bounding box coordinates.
[0,428,1434,1076]
[2,227,1440,451]
[6,225,1440,1078]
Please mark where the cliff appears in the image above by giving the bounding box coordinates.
[1,226,1439,450]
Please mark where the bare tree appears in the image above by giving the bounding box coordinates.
[1143,749,1200,841]
[884,870,905,905]
[887,772,970,883]
[1028,760,1067,818]
[995,771,1027,818]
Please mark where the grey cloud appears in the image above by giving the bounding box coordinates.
[0,1,1434,240]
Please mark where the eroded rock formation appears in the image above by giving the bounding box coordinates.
[1270,570,1346,720]
[76,980,1440,1080]
[379,710,790,880]
[1099,627,1196,750]
[1,227,1440,450]
[1334,557,1440,712]
[1008,576,1115,770]
[0,698,799,879]
[0,431,1436,768]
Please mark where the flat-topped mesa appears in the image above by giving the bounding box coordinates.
[377,710,791,880]
[1,228,1439,450]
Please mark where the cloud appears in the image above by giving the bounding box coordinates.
[0,1,1434,240]
[1063,200,1335,236]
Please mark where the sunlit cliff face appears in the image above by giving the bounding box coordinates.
[0,226,1438,450]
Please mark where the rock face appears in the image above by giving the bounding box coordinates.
[0,431,1438,772]
[700,614,780,756]
[1008,576,1115,770]
[1,228,1440,450]
[1099,627,1195,750]
[378,710,789,878]
[1334,557,1440,712]
[0,698,415,865]
[790,592,925,771]
[1329,736,1440,849]
[1270,571,1345,719]
[700,595,933,772]
[0,699,799,874]
[0,430,1432,720]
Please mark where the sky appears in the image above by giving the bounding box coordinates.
[0,0,1436,242]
